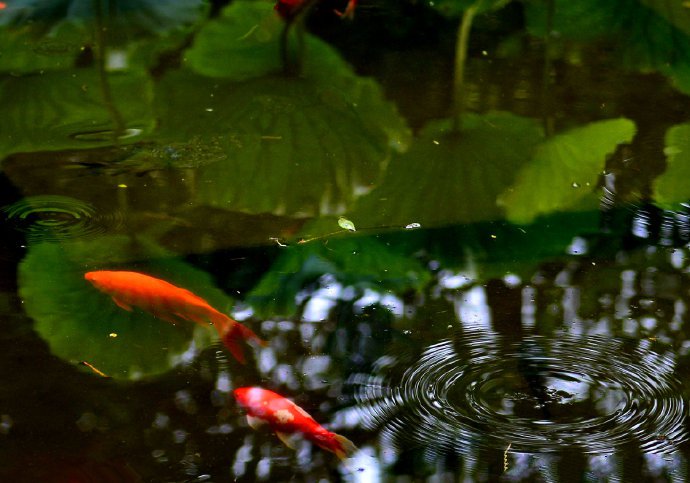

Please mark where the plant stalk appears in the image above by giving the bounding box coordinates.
[452,4,479,133]
[93,0,126,141]
[541,0,555,137]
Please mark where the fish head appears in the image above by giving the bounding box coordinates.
[233,387,268,409]
[84,271,113,291]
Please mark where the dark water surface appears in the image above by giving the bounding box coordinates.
[2,0,690,481]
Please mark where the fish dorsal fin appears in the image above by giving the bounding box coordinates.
[112,296,133,311]
[246,415,265,430]
[275,431,298,450]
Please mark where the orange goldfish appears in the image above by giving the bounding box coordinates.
[84,271,266,364]
[234,387,357,461]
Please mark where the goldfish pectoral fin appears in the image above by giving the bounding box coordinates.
[247,415,265,430]
[276,431,298,450]
[112,297,133,311]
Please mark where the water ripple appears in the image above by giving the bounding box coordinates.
[1,195,121,242]
[351,333,686,454]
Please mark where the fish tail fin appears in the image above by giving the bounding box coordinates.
[331,433,358,461]
[214,314,266,364]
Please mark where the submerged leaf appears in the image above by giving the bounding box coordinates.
[500,118,636,224]
[0,0,207,36]
[351,112,543,229]
[19,235,235,379]
[654,123,690,209]
[0,69,154,162]
[155,71,409,216]
[524,0,690,95]
[185,1,285,81]
[0,0,208,73]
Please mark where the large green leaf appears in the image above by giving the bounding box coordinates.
[524,0,690,94]
[18,235,235,379]
[247,230,430,316]
[0,0,207,36]
[0,0,208,74]
[500,118,636,224]
[349,112,543,229]
[654,123,690,209]
[0,69,154,162]
[185,0,285,81]
[154,70,410,216]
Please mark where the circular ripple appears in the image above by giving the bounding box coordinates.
[351,333,686,454]
[2,195,118,242]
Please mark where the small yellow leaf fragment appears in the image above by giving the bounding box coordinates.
[338,216,356,232]
[117,184,127,188]
[109,333,118,338]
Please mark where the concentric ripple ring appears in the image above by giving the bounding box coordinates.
[352,333,686,454]
[2,195,110,242]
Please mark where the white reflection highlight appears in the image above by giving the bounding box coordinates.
[455,286,491,330]
[342,446,379,483]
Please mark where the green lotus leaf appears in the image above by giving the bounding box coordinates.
[350,112,543,229]
[18,235,236,379]
[524,0,690,94]
[500,118,636,224]
[0,69,154,162]
[185,0,285,81]
[0,22,85,73]
[0,0,207,36]
[247,230,430,316]
[155,70,410,216]
[0,0,207,73]
[654,123,690,209]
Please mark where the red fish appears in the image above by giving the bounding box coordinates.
[84,271,266,364]
[274,0,357,20]
[234,387,357,460]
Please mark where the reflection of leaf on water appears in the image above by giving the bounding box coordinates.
[156,71,410,216]
[524,0,690,94]
[350,112,543,228]
[0,69,154,162]
[18,235,235,379]
[247,234,430,317]
[654,123,690,209]
[499,118,636,224]
[0,0,208,73]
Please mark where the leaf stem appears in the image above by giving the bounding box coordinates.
[541,0,555,137]
[93,0,126,142]
[452,4,478,133]
[280,0,319,76]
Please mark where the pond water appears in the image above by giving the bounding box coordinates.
[2,0,690,481]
